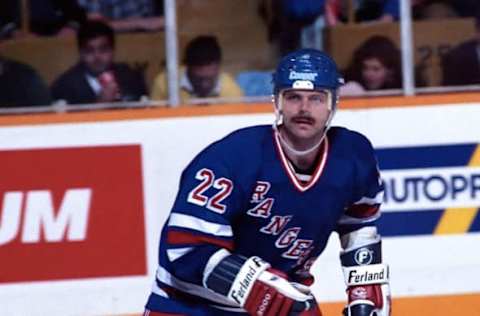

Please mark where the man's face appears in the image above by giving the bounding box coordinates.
[80,36,114,76]
[187,63,220,97]
[362,57,389,90]
[280,89,332,141]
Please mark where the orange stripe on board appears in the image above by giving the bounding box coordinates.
[0,92,480,127]
[0,103,273,127]
[114,293,480,316]
[319,293,480,316]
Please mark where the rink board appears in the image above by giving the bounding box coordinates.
[0,95,479,316]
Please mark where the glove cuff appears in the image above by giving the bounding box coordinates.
[205,255,270,306]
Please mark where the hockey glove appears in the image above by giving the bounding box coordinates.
[205,255,322,316]
[343,283,391,316]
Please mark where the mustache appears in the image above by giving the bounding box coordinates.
[291,115,315,123]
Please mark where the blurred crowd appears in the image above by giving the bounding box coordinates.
[1,0,480,109]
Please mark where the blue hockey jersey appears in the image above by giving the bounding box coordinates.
[146,124,383,315]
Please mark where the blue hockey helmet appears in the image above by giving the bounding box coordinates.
[273,49,344,99]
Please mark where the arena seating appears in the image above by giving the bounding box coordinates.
[0,0,476,90]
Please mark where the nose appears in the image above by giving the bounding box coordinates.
[91,49,103,60]
[298,96,310,111]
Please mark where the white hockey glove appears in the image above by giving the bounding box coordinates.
[205,255,322,316]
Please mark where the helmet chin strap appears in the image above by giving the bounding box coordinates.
[272,91,336,157]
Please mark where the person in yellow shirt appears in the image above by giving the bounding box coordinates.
[151,35,243,104]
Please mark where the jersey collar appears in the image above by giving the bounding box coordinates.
[273,130,329,192]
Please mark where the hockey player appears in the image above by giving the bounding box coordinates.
[144,49,391,316]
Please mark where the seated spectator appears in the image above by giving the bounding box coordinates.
[413,1,458,20]
[451,0,480,18]
[0,0,87,38]
[0,56,51,107]
[260,0,400,57]
[442,12,480,86]
[51,20,147,105]
[356,0,399,22]
[326,0,399,24]
[77,0,164,33]
[413,0,480,19]
[151,35,243,103]
[344,35,402,92]
[0,35,51,107]
[259,0,326,57]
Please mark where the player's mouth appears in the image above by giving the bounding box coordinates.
[292,116,315,126]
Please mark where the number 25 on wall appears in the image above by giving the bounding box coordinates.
[187,168,233,214]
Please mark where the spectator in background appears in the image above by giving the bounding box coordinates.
[259,0,400,58]
[442,12,480,86]
[413,0,480,19]
[343,35,402,94]
[259,0,326,57]
[151,35,243,103]
[0,58,51,107]
[0,38,51,107]
[77,0,164,33]
[326,0,399,24]
[0,0,87,39]
[51,20,147,105]
[450,0,480,18]
[412,0,458,20]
